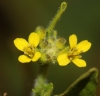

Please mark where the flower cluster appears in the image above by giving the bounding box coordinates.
[14,26,91,67]
[13,2,91,67]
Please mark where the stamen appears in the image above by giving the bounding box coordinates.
[23,46,35,58]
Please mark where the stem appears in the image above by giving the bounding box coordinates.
[33,64,51,96]
[46,2,67,34]
[39,64,50,78]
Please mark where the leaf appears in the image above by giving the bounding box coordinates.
[40,83,53,96]
[55,68,98,96]
[32,75,53,96]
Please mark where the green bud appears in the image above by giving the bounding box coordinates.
[56,37,66,49]
[35,26,46,40]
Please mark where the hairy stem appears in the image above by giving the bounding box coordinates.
[39,64,50,78]
[46,2,67,34]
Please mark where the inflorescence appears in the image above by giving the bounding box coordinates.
[13,2,91,67]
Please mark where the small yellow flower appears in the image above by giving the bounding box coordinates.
[14,32,41,63]
[57,34,91,67]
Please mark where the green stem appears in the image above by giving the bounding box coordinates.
[46,2,67,34]
[33,64,51,96]
[38,64,50,78]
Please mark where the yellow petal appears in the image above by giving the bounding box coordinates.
[57,54,70,66]
[76,40,91,53]
[72,59,86,67]
[32,52,41,62]
[18,55,31,63]
[69,34,77,49]
[28,32,40,47]
[14,38,29,51]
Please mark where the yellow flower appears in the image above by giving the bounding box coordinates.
[14,32,41,63]
[57,34,91,67]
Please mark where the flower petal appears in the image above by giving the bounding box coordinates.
[18,55,31,63]
[76,40,91,53]
[69,34,77,49]
[57,54,70,66]
[28,32,40,47]
[14,38,29,51]
[32,52,41,62]
[72,59,86,67]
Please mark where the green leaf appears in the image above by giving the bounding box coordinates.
[40,83,53,96]
[32,75,53,96]
[55,68,98,96]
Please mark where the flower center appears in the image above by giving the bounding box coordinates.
[23,45,35,58]
[68,48,82,60]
